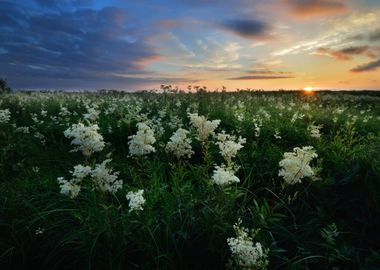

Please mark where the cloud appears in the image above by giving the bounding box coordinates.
[285,0,348,18]
[247,70,292,75]
[0,3,162,89]
[228,75,294,80]
[315,46,374,60]
[369,29,380,41]
[351,58,380,72]
[220,19,270,40]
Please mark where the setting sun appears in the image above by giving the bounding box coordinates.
[303,87,313,92]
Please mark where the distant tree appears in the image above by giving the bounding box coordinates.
[0,78,11,93]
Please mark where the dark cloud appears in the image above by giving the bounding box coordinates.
[34,0,90,8]
[247,70,292,75]
[369,29,380,42]
[221,19,270,39]
[228,75,294,80]
[285,0,348,18]
[0,3,162,89]
[348,29,380,42]
[351,58,380,72]
[315,46,374,60]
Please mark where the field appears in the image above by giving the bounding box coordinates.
[1,90,380,269]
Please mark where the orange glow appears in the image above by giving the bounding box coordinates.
[303,86,313,92]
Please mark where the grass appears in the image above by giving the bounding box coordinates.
[0,90,380,269]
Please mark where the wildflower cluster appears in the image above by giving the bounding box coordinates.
[211,131,246,186]
[0,109,11,124]
[64,122,105,157]
[227,219,269,270]
[128,122,156,157]
[188,113,220,143]
[211,164,240,186]
[165,128,194,159]
[126,189,146,212]
[57,164,92,198]
[308,124,323,139]
[278,146,318,184]
[58,160,123,198]
[215,131,246,166]
[91,159,123,193]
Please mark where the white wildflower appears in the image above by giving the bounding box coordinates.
[83,107,99,122]
[188,113,220,143]
[64,122,105,157]
[91,159,123,193]
[215,131,246,165]
[291,112,304,123]
[211,164,240,186]
[227,219,269,270]
[57,177,82,199]
[166,128,194,159]
[126,189,146,212]
[57,164,92,198]
[128,122,156,157]
[278,146,318,184]
[308,124,323,138]
[0,109,11,124]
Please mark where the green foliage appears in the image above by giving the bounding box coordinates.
[0,90,380,269]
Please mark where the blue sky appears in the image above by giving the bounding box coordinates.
[1,0,380,90]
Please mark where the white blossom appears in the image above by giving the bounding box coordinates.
[0,109,11,124]
[166,128,194,159]
[188,113,220,143]
[64,122,105,157]
[211,164,240,186]
[227,219,269,270]
[57,164,91,198]
[128,122,156,157]
[215,131,246,165]
[308,124,323,138]
[126,189,146,212]
[91,159,123,194]
[57,177,82,199]
[279,146,318,184]
[83,107,99,122]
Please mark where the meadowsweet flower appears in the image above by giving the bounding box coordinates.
[166,128,194,159]
[128,122,156,157]
[64,122,105,157]
[0,109,11,124]
[126,189,145,212]
[252,117,262,137]
[227,219,269,270]
[188,113,220,143]
[83,107,99,122]
[91,159,123,193]
[308,124,323,138]
[278,146,318,184]
[57,164,92,198]
[291,112,304,123]
[57,177,81,198]
[215,131,246,165]
[211,164,240,186]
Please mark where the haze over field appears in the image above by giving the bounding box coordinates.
[1,0,380,90]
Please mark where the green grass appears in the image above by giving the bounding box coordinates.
[1,90,380,269]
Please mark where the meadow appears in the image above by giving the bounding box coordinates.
[0,90,379,269]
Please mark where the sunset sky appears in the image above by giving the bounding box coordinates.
[1,0,380,91]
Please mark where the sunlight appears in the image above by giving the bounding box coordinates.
[303,86,313,92]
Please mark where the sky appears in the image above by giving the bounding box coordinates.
[1,0,380,91]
